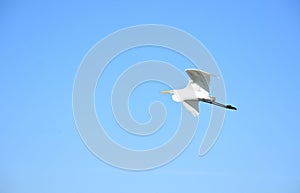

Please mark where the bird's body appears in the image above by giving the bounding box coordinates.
[161,69,236,116]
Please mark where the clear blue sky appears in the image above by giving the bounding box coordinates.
[1,1,300,193]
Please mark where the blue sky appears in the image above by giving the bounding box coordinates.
[1,0,300,193]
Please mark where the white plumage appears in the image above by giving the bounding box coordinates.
[161,69,236,116]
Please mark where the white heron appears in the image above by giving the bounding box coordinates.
[161,69,237,116]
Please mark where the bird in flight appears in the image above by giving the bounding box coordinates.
[161,69,237,116]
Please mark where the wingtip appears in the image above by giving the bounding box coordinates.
[192,112,199,117]
[185,68,218,78]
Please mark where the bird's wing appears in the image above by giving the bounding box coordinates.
[185,69,215,93]
[182,100,199,117]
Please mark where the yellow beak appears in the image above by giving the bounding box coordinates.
[160,90,174,94]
